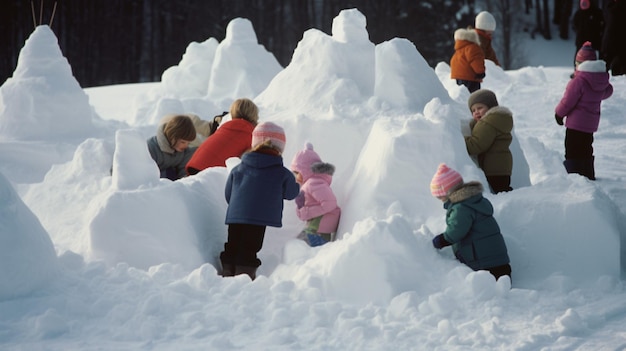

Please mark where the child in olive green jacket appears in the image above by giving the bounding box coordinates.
[464,89,513,194]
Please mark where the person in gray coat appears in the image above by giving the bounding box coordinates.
[147,115,197,180]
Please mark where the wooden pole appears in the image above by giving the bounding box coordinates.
[49,2,57,27]
[39,0,44,25]
[31,1,37,28]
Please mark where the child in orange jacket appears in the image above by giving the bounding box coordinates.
[450,28,486,93]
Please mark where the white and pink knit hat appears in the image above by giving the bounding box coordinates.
[252,121,286,153]
[430,163,464,197]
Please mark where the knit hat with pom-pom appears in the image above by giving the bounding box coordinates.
[291,142,322,181]
[576,41,597,63]
[430,163,464,197]
[251,122,286,153]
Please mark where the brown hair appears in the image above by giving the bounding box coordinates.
[229,98,259,125]
[246,140,282,157]
[163,115,196,145]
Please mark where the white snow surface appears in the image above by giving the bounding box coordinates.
[1,8,626,350]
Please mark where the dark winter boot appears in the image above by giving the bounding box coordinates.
[563,158,579,174]
[234,265,258,280]
[563,158,595,180]
[220,257,235,277]
[586,156,596,180]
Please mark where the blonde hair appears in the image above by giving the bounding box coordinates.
[229,98,259,125]
[163,115,196,145]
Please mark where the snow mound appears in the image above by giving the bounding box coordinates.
[0,172,59,300]
[0,25,98,141]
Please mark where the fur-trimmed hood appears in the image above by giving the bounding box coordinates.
[311,162,335,176]
[480,106,514,133]
[446,181,494,217]
[448,181,484,204]
[156,123,175,154]
[577,59,607,73]
[454,28,480,45]
[575,60,613,93]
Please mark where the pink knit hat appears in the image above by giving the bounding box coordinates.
[252,122,286,153]
[291,142,322,181]
[575,41,597,63]
[430,163,464,197]
[580,0,590,10]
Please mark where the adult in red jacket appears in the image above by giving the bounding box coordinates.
[186,98,259,175]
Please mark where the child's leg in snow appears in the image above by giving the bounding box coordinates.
[297,216,331,247]
[222,223,265,270]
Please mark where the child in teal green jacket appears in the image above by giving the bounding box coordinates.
[429,163,511,281]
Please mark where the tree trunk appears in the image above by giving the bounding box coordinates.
[543,0,553,39]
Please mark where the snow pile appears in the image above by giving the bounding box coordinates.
[0,26,99,141]
[132,18,282,126]
[0,172,58,300]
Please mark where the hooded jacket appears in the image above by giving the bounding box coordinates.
[295,162,341,234]
[475,29,500,66]
[442,182,510,271]
[225,151,300,228]
[555,60,613,133]
[186,118,255,173]
[465,106,513,176]
[450,28,486,82]
[146,123,197,180]
[290,143,341,234]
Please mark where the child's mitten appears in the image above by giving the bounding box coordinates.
[432,234,451,249]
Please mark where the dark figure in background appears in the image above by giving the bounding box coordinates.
[572,0,605,68]
[601,0,626,75]
[555,0,575,39]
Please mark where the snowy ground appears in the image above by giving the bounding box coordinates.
[1,9,626,351]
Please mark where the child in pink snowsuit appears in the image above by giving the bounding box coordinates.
[291,142,341,247]
[555,41,613,180]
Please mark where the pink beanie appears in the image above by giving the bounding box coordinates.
[252,122,286,153]
[291,142,322,181]
[576,41,597,63]
[580,0,590,10]
[430,163,464,197]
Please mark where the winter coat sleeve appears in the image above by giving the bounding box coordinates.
[177,147,196,179]
[465,120,498,155]
[443,204,474,243]
[189,114,216,138]
[468,45,486,77]
[297,182,339,221]
[224,171,234,204]
[283,170,300,200]
[555,79,582,117]
[603,84,614,100]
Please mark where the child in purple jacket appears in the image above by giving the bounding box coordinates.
[291,142,341,247]
[555,41,613,180]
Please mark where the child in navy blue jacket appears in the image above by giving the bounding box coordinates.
[221,122,300,280]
